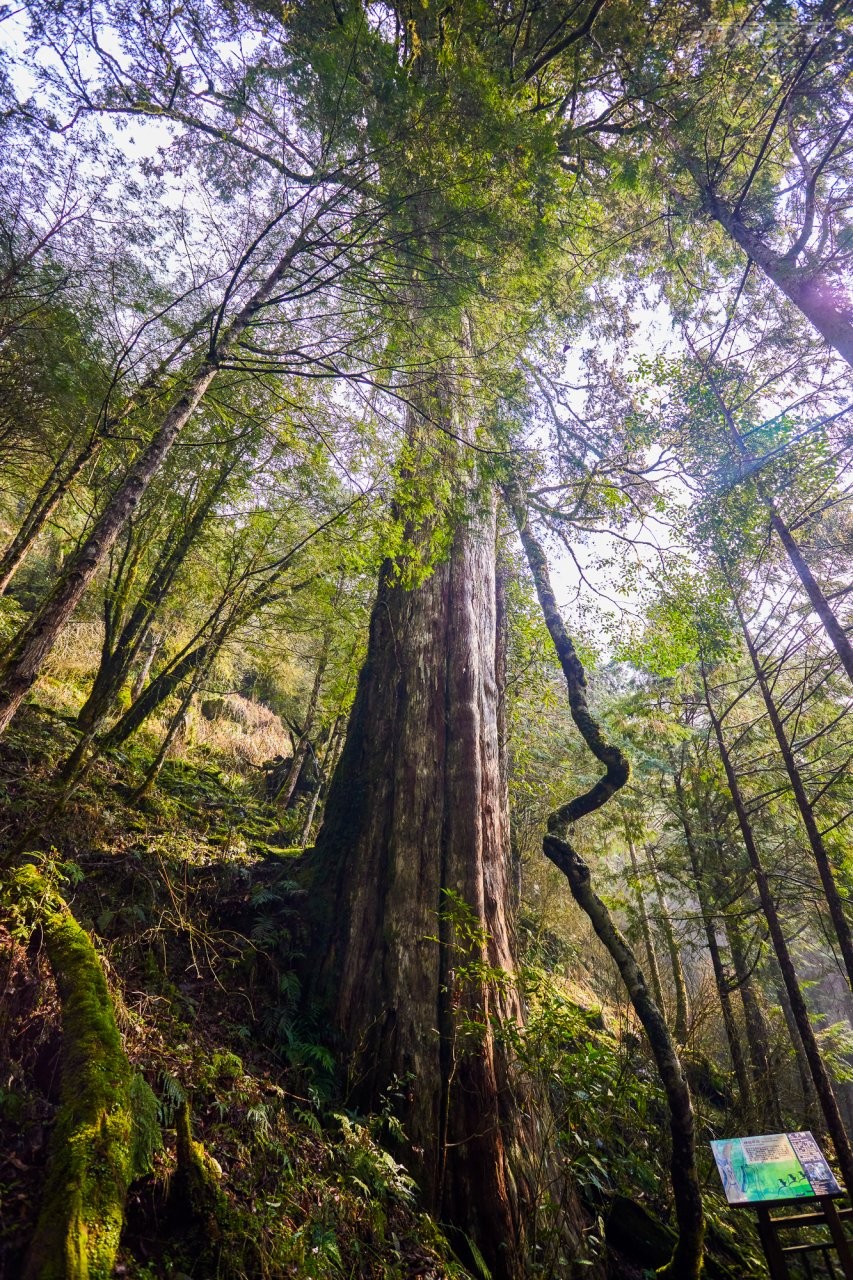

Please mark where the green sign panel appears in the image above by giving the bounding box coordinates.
[711,1131,841,1206]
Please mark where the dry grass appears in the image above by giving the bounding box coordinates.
[31,623,292,772]
[188,694,293,768]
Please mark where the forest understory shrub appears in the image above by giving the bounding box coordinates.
[0,702,771,1280]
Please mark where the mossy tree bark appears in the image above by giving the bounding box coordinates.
[5,864,151,1280]
[305,475,579,1279]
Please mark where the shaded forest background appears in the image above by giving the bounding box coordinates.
[1,0,853,1277]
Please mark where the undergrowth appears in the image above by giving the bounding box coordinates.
[0,701,764,1279]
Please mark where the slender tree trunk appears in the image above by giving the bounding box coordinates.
[304,487,578,1279]
[132,665,207,801]
[274,637,328,809]
[77,468,231,732]
[647,843,690,1046]
[0,305,219,604]
[703,374,853,687]
[759,491,853,688]
[130,628,161,702]
[702,665,853,1193]
[704,193,853,371]
[299,716,343,847]
[775,978,822,1132]
[505,482,702,1277]
[0,229,306,737]
[732,584,853,994]
[726,911,783,1129]
[674,773,753,1108]
[626,832,666,1011]
[0,434,99,599]
[544,835,704,1279]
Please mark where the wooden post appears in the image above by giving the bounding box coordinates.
[821,1198,853,1278]
[756,1207,790,1280]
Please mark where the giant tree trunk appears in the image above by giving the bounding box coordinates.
[304,489,575,1279]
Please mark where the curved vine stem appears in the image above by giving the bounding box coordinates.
[503,476,704,1279]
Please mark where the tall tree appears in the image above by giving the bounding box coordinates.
[304,431,577,1278]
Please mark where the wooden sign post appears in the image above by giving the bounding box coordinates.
[711,1132,853,1278]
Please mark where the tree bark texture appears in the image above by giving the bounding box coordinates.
[3,865,156,1280]
[305,490,576,1279]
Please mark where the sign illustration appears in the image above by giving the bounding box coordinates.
[711,1131,841,1206]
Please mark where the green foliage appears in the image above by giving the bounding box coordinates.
[515,970,668,1202]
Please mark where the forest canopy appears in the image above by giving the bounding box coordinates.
[1,1,853,1278]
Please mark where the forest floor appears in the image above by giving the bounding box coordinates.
[0,696,760,1280]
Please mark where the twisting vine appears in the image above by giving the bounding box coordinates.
[503,476,704,1280]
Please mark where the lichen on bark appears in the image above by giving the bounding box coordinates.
[3,862,158,1280]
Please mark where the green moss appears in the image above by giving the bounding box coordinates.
[172,1098,226,1233]
[7,865,151,1280]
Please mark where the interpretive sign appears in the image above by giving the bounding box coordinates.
[711,1131,842,1206]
